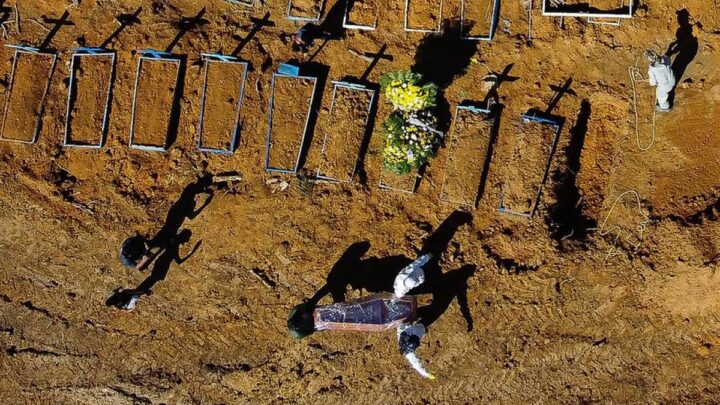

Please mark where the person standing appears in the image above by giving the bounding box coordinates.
[644,50,676,112]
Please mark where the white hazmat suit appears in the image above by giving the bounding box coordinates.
[647,56,676,111]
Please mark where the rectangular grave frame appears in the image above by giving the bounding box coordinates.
[63,47,117,149]
[541,0,633,19]
[439,104,494,207]
[404,0,444,33]
[0,45,58,145]
[265,69,319,174]
[315,81,376,183]
[586,0,626,25]
[197,52,249,154]
[343,0,378,31]
[287,0,326,22]
[129,49,183,153]
[460,0,501,41]
[497,112,562,219]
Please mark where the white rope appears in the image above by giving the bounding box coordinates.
[628,64,657,152]
[598,190,650,262]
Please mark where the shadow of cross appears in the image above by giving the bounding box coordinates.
[360,44,393,82]
[99,7,142,49]
[481,63,519,106]
[232,11,275,56]
[39,10,74,51]
[0,1,12,25]
[545,77,576,115]
[165,7,209,53]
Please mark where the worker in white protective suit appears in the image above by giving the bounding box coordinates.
[287,254,436,379]
[644,50,676,112]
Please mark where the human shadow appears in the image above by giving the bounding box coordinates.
[545,99,596,245]
[319,0,346,40]
[137,229,201,293]
[412,19,477,133]
[666,9,698,85]
[308,210,475,330]
[149,174,214,250]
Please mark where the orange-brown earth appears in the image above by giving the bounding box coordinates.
[1,0,720,403]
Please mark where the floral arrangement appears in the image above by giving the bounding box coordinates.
[379,70,442,175]
[379,70,438,111]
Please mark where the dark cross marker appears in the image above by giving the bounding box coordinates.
[482,63,519,106]
[545,77,576,115]
[39,10,74,51]
[232,12,274,56]
[99,7,142,49]
[165,7,209,53]
[359,44,393,82]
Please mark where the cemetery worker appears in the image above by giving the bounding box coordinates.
[292,23,328,53]
[120,235,152,270]
[105,288,148,311]
[287,254,436,379]
[398,323,435,380]
[644,50,676,112]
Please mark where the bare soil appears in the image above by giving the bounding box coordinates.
[267,74,315,170]
[439,107,492,206]
[347,0,378,27]
[199,60,247,151]
[316,86,372,181]
[289,0,323,19]
[2,0,720,404]
[462,0,496,37]
[131,58,180,148]
[66,54,114,146]
[2,52,55,142]
[406,0,441,31]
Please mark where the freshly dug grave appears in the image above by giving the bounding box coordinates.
[267,74,316,171]
[406,0,441,31]
[199,60,247,151]
[2,52,55,142]
[131,58,180,148]
[462,0,497,38]
[346,0,378,28]
[316,86,373,181]
[289,0,323,19]
[499,118,558,216]
[440,107,493,207]
[65,54,115,146]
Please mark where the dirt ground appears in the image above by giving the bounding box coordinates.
[1,0,720,403]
